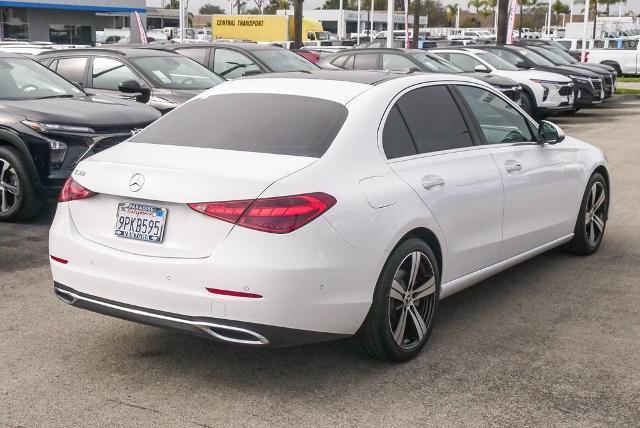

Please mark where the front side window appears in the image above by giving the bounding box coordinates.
[131,56,222,90]
[382,85,474,158]
[382,54,417,71]
[484,48,523,66]
[175,48,208,65]
[91,57,140,90]
[444,53,484,72]
[54,57,88,84]
[213,48,260,79]
[457,85,534,145]
[252,49,317,72]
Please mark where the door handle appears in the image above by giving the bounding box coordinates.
[505,160,522,173]
[422,175,445,190]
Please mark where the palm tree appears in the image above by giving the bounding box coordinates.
[446,4,459,26]
[468,0,485,24]
[479,5,493,26]
[485,0,497,28]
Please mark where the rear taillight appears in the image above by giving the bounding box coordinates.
[58,177,96,202]
[188,192,336,234]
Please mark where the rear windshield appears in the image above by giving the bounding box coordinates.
[132,93,348,157]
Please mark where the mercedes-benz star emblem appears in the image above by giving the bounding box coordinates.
[129,173,145,192]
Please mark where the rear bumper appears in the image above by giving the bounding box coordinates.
[49,203,383,341]
[54,283,347,347]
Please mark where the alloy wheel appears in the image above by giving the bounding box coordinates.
[0,158,20,213]
[388,251,437,350]
[585,181,606,247]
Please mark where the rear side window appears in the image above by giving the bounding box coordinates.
[353,53,378,70]
[55,57,88,84]
[396,86,473,154]
[382,106,417,159]
[132,94,348,158]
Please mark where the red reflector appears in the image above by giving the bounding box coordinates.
[58,177,96,202]
[50,255,68,264]
[206,288,262,299]
[188,192,336,234]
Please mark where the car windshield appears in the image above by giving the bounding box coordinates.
[476,52,519,71]
[133,93,347,157]
[548,47,578,63]
[410,53,464,72]
[251,49,318,72]
[513,47,555,66]
[529,46,571,65]
[130,56,223,90]
[0,57,83,100]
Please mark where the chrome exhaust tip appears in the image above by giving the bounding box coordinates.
[54,287,77,305]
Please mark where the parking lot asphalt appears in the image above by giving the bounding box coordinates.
[2,96,640,427]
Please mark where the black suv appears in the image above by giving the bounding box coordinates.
[148,42,318,80]
[36,47,224,113]
[0,52,160,221]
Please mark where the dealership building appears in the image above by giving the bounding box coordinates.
[0,0,146,44]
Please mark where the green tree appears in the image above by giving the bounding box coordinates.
[446,4,458,26]
[199,3,226,14]
[551,0,570,13]
[468,0,485,24]
[479,5,492,26]
[264,0,289,14]
[165,0,179,8]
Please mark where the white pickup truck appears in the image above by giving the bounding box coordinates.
[587,40,640,75]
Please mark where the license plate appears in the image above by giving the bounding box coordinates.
[114,203,167,243]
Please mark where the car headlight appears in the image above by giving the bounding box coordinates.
[21,120,95,134]
[44,137,68,165]
[568,75,590,84]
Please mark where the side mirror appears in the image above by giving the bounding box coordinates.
[474,64,490,73]
[538,120,565,144]
[515,61,530,69]
[118,80,151,103]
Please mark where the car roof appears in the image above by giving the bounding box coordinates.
[151,42,282,51]
[0,51,29,59]
[36,46,181,58]
[208,71,485,105]
[244,70,413,85]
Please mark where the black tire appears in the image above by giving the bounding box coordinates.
[355,238,440,362]
[520,92,535,118]
[0,145,42,221]
[566,172,608,255]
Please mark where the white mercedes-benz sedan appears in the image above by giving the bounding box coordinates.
[49,71,610,362]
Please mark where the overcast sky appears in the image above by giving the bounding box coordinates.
[147,0,640,15]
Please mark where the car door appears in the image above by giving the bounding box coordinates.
[88,56,146,101]
[454,83,567,259]
[383,84,504,282]
[212,48,261,79]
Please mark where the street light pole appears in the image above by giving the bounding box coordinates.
[386,0,393,47]
[179,0,184,43]
[581,0,590,62]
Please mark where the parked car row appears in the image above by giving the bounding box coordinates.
[314,43,618,119]
[0,40,617,223]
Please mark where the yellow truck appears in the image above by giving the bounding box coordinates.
[211,15,329,43]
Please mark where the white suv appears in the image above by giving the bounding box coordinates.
[433,48,574,118]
